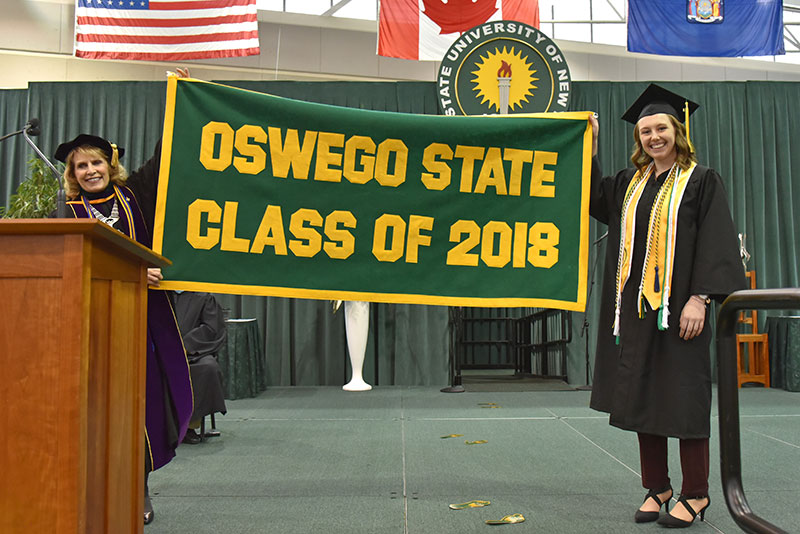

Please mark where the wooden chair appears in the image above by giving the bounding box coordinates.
[736,271,770,387]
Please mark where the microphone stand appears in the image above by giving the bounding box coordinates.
[0,128,26,143]
[575,231,608,391]
[441,306,465,393]
[22,129,66,217]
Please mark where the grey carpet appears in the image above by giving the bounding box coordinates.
[144,386,800,533]
[461,375,575,392]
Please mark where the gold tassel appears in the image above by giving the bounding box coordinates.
[110,143,120,167]
[685,100,695,153]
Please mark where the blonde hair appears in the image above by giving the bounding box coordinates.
[631,114,696,176]
[63,146,128,199]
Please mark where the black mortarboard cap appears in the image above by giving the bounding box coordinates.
[54,134,125,163]
[621,84,699,125]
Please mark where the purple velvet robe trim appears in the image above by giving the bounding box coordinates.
[67,186,193,470]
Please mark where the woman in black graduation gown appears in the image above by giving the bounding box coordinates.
[54,134,194,525]
[588,85,746,528]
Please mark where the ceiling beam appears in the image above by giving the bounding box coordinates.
[322,0,354,17]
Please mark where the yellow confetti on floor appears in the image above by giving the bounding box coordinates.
[485,513,525,525]
[449,499,490,510]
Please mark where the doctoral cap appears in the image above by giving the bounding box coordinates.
[54,134,125,163]
[621,84,699,125]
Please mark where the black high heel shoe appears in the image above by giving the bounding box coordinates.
[144,493,154,524]
[634,486,673,523]
[144,472,154,525]
[657,495,710,528]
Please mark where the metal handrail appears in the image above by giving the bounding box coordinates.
[716,288,800,534]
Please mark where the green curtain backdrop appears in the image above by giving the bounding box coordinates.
[3,79,799,386]
[0,89,33,208]
[26,81,169,176]
[744,82,800,291]
[224,80,442,114]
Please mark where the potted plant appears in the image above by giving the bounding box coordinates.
[0,157,61,218]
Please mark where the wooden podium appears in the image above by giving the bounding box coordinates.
[0,220,169,534]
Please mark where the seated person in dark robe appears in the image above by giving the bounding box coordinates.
[171,291,228,443]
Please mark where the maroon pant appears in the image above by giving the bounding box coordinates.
[638,433,709,497]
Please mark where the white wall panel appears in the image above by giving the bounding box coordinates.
[634,58,682,81]
[681,63,727,82]
[320,27,379,78]
[2,1,800,88]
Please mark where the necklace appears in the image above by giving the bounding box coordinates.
[87,198,119,227]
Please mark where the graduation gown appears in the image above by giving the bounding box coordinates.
[64,144,193,470]
[589,158,746,439]
[171,291,228,421]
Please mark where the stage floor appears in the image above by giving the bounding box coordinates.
[146,386,800,533]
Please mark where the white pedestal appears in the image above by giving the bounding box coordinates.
[343,300,372,391]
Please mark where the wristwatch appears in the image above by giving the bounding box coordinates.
[694,294,711,305]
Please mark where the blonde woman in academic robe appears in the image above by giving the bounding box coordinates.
[54,133,193,525]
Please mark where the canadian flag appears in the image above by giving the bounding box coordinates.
[378,0,540,61]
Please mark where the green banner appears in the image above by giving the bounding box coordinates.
[153,77,592,310]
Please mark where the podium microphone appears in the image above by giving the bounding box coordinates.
[19,118,67,217]
[25,118,40,137]
[0,118,40,142]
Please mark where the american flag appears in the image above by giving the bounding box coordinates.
[74,0,260,61]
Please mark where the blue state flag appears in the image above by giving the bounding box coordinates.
[627,0,784,57]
